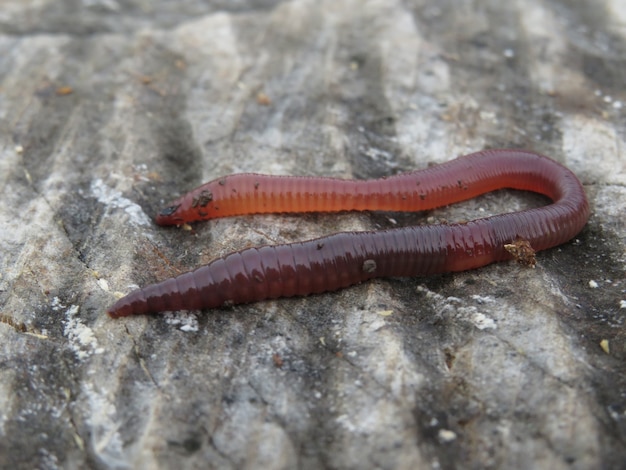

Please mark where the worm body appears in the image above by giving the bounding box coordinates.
[108,149,589,318]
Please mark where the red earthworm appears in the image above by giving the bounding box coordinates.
[108,149,589,318]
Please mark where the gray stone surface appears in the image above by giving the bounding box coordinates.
[1,0,625,468]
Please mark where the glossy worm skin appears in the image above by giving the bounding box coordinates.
[108,149,589,318]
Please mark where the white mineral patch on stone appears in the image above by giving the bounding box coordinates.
[62,303,103,359]
[90,178,151,227]
[164,311,200,332]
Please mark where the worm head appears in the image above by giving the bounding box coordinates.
[155,204,183,226]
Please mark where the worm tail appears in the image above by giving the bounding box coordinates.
[108,229,444,317]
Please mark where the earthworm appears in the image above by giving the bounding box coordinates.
[108,149,589,318]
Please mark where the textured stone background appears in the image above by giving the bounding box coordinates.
[0,0,625,468]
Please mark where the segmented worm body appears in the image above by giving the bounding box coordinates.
[108,149,589,318]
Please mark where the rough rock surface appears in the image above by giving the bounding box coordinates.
[0,0,625,468]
